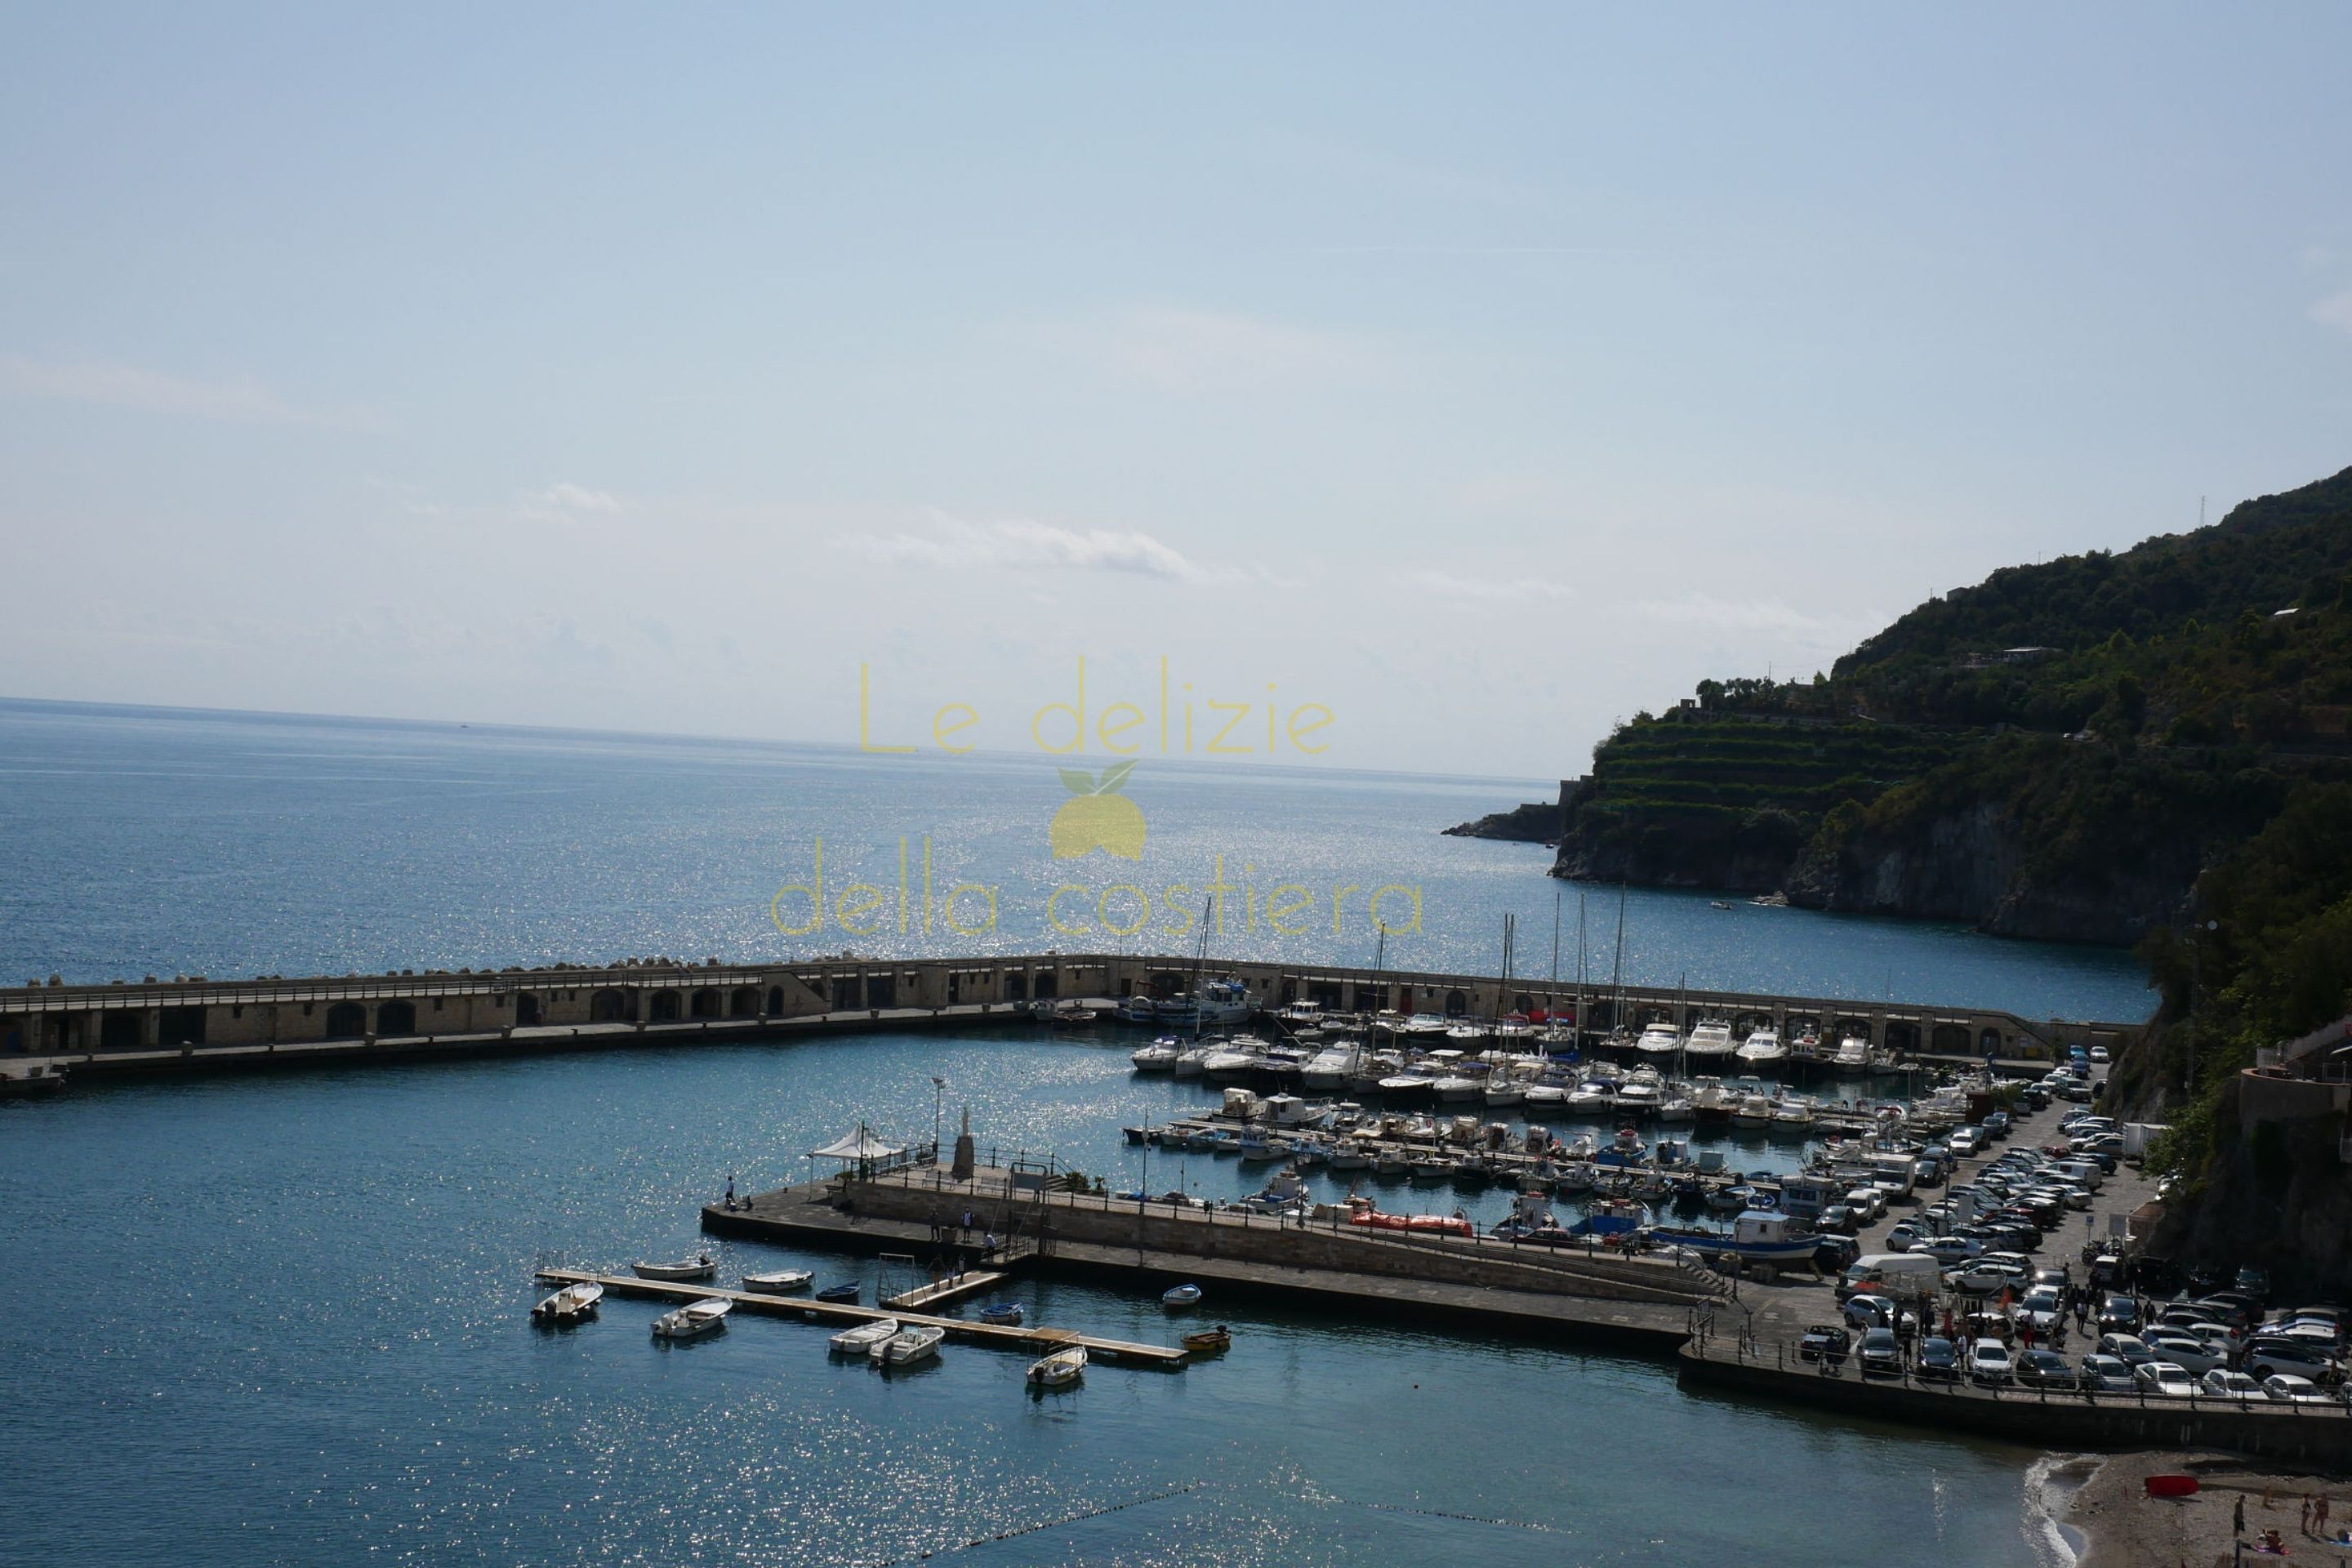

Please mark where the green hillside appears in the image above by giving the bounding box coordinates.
[1552,463,2352,942]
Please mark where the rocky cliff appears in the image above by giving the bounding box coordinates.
[1442,791,1564,844]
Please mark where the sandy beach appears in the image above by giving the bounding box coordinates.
[2066,1451,2352,1567]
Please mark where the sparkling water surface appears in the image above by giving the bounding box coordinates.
[2,1034,2064,1568]
[0,698,2114,1565]
[0,697,2149,1023]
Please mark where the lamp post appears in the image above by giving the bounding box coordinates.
[931,1076,945,1161]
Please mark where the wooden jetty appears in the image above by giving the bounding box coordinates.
[532,1268,1188,1367]
[881,1270,1007,1312]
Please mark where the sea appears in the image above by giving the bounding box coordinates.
[0,698,2123,1566]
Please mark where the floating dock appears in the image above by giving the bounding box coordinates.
[532,1268,1189,1367]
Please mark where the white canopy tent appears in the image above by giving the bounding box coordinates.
[809,1125,903,1179]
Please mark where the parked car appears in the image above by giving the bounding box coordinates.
[2202,1370,2264,1401]
[2263,1374,2332,1405]
[1968,1342,2016,1386]
[1917,1336,1961,1382]
[2141,1335,2225,1376]
[2096,1333,2156,1368]
[2013,1286,2066,1332]
[2088,1045,2110,1062]
[2096,1296,2140,1332]
[1920,1236,1982,1264]
[1799,1324,1851,1364]
[2078,1353,2136,1392]
[1813,1236,1860,1272]
[2133,1362,2197,1398]
[1843,1294,1896,1330]
[2245,1338,2337,1383]
[2016,1349,2077,1389]
[1815,1205,1857,1236]
[1884,1223,1927,1254]
[1859,1327,1904,1378]
[2235,1266,2272,1303]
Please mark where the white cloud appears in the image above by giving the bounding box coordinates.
[2313,287,2352,337]
[1415,570,1573,601]
[1010,305,1387,392]
[528,482,623,515]
[0,354,381,430]
[838,510,1229,583]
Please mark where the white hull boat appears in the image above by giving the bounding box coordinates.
[635,1256,715,1282]
[651,1298,732,1339]
[871,1324,945,1367]
[532,1281,603,1323]
[831,1317,900,1355]
[1027,1346,1087,1387]
[742,1269,814,1294]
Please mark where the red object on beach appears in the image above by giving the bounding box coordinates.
[2144,1475,2200,1499]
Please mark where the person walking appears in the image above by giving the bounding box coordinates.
[2301,1495,2314,1536]
[2235,1494,2247,1537]
[2314,1494,2331,1536]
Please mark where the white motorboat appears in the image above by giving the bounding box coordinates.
[1432,1074,1483,1104]
[871,1324,945,1367]
[635,1255,715,1282]
[1656,1094,1696,1125]
[532,1281,603,1324]
[1634,1023,1681,1057]
[1770,1098,1816,1135]
[1616,1081,1661,1118]
[1200,1045,1266,1080]
[1482,1074,1526,1108]
[1566,1080,1616,1115]
[1027,1346,1087,1387]
[1173,1045,1211,1077]
[1129,1037,1182,1071]
[1327,1138,1372,1171]
[1735,1027,1788,1067]
[830,1317,900,1355]
[1371,1148,1410,1178]
[1833,1036,1872,1071]
[651,1298,732,1339]
[1683,1021,1737,1060]
[1301,1045,1357,1091]
[1162,1283,1204,1308]
[742,1269,814,1294]
[1525,1082,1567,1108]
[1730,1094,1774,1130]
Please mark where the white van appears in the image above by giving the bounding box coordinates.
[2051,1159,2104,1192]
[1842,1253,1943,1299]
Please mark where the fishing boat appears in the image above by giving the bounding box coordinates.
[1116,995,1163,1024]
[1408,1155,1451,1183]
[531,1281,603,1324]
[871,1324,945,1367]
[1328,1138,1372,1172]
[650,1298,732,1340]
[1181,1325,1232,1355]
[1027,1346,1087,1386]
[1646,1209,1823,1269]
[741,1269,814,1294]
[814,1281,861,1303]
[829,1317,899,1355]
[1162,1283,1204,1309]
[978,1302,1024,1325]
[1371,1148,1410,1178]
[635,1255,715,1282]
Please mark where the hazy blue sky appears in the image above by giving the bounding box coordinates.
[4,5,2349,777]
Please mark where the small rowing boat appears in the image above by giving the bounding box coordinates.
[813,1281,861,1303]
[978,1302,1024,1325]
[1182,1325,1232,1355]
[1161,1283,1203,1309]
[634,1255,715,1282]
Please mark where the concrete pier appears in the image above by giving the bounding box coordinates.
[1,948,2139,1083]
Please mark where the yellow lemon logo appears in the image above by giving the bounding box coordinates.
[1049,760,1146,859]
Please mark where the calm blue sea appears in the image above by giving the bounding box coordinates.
[0,698,2149,1022]
[0,1033,2066,1568]
[0,698,2119,1566]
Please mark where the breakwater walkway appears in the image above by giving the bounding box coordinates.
[2,948,2139,1085]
